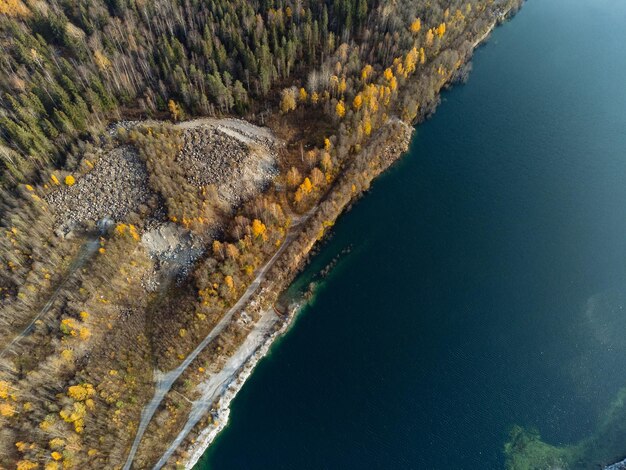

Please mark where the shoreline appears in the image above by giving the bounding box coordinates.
[168,7,519,468]
[172,118,413,469]
[182,302,303,469]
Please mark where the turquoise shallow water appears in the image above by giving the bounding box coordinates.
[198,0,626,468]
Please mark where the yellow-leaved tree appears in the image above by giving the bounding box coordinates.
[299,87,308,102]
[93,50,111,71]
[0,402,15,417]
[361,64,373,82]
[67,383,95,402]
[301,177,313,193]
[335,100,346,118]
[410,18,421,34]
[280,88,297,113]
[0,380,9,399]
[294,177,313,204]
[0,0,30,17]
[168,99,181,121]
[436,22,446,37]
[251,219,267,239]
[426,29,435,46]
[404,47,419,76]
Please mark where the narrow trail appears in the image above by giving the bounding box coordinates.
[0,236,101,361]
[123,211,314,470]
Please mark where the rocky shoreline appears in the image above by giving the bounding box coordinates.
[169,10,518,468]
[182,303,300,469]
[606,458,626,470]
[168,119,413,468]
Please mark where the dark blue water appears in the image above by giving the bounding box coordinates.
[198,0,626,468]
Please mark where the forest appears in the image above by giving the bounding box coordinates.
[0,0,522,468]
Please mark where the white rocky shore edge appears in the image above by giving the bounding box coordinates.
[181,301,302,469]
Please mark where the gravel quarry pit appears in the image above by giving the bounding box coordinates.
[46,117,279,286]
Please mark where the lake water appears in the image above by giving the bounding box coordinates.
[198,0,626,468]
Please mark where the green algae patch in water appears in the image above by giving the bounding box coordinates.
[505,426,572,470]
[506,387,626,470]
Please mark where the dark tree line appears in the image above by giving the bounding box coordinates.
[0,0,377,186]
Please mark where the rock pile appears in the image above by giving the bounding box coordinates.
[141,222,205,289]
[178,125,278,205]
[47,118,280,233]
[47,146,154,232]
[179,128,249,187]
